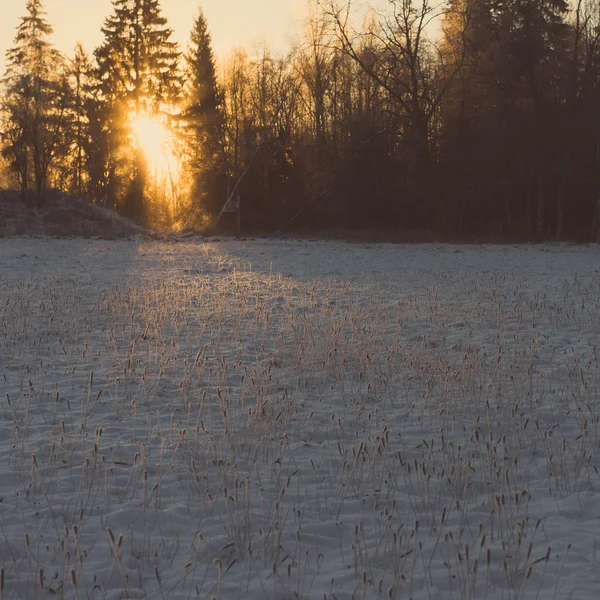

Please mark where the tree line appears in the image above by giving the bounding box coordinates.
[2,0,600,241]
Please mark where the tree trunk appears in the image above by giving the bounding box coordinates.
[556,155,569,240]
[36,174,44,209]
[594,136,600,242]
[536,167,545,241]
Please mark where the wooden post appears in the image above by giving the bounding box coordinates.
[237,194,241,239]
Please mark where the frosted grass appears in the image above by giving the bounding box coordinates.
[0,237,600,599]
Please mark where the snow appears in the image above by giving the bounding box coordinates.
[1,236,600,599]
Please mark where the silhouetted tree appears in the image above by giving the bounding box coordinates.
[56,43,95,198]
[297,2,336,187]
[94,0,181,220]
[224,46,301,231]
[438,0,571,239]
[0,0,70,207]
[181,8,228,222]
[2,0,600,240]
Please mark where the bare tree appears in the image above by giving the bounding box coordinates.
[321,0,453,166]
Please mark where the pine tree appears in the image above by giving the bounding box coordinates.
[94,0,182,219]
[95,0,181,110]
[0,0,69,206]
[181,8,227,221]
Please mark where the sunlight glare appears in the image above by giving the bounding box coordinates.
[129,112,178,180]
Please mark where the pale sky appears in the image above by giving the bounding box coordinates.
[0,0,310,74]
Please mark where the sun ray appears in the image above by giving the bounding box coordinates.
[129,111,178,180]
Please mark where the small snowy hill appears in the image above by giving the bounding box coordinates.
[0,190,152,238]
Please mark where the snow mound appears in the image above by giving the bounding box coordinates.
[0,190,152,238]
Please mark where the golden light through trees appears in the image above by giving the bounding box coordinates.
[4,0,600,239]
[129,112,178,181]
[128,110,182,218]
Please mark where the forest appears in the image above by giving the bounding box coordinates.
[1,0,600,241]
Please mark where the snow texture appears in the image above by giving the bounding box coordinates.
[1,237,600,599]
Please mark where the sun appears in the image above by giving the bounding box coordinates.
[129,111,178,180]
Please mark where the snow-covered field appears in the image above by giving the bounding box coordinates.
[1,237,600,600]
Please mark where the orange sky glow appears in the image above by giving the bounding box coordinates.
[0,0,311,73]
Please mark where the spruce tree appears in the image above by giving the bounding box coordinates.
[94,0,182,219]
[95,0,181,110]
[182,8,228,221]
[0,0,69,206]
